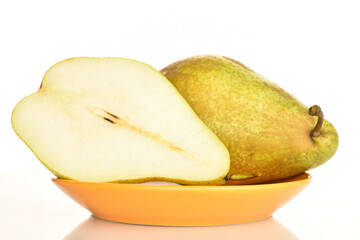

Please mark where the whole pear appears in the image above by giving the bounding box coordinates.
[161,55,339,184]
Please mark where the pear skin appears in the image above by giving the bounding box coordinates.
[161,55,339,184]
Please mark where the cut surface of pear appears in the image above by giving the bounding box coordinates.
[161,55,339,184]
[12,57,230,184]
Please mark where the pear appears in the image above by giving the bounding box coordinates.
[11,57,230,185]
[161,55,339,184]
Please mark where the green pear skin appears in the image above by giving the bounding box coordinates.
[161,55,339,184]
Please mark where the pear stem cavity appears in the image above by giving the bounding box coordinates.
[308,105,324,137]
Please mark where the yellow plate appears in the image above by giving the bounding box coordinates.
[52,173,311,226]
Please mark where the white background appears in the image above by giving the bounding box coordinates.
[1,1,359,239]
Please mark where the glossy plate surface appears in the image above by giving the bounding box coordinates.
[53,173,311,226]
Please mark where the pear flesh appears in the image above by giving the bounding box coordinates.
[12,57,230,184]
[161,55,339,184]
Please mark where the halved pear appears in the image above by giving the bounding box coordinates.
[11,57,230,185]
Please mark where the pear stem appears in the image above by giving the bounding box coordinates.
[224,173,257,181]
[308,105,324,137]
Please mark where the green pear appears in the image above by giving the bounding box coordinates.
[161,55,339,184]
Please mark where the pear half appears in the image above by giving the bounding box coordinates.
[12,57,230,185]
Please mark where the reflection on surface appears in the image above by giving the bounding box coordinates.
[64,216,299,240]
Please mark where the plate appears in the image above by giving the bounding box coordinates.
[52,173,311,226]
